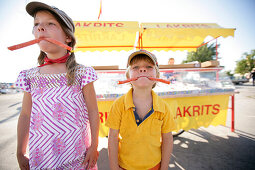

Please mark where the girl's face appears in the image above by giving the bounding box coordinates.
[33,10,71,54]
[129,59,157,88]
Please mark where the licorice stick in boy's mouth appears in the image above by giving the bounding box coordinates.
[118,77,138,84]
[118,76,170,85]
[7,38,72,51]
[147,77,171,84]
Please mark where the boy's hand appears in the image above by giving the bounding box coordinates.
[17,153,30,170]
[83,146,99,169]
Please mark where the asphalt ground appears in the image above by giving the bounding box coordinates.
[0,82,255,170]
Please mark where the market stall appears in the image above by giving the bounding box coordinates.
[73,22,236,137]
[93,66,234,137]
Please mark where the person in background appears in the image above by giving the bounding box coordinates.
[16,1,99,169]
[164,57,176,83]
[106,50,176,170]
[168,57,175,65]
[250,68,255,86]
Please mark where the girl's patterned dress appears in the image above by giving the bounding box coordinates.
[16,64,98,170]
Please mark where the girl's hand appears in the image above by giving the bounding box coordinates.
[17,153,30,170]
[83,146,99,169]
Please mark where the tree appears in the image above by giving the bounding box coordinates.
[182,43,220,63]
[235,50,255,74]
[235,59,249,74]
[225,70,234,77]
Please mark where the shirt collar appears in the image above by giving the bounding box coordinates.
[124,88,166,113]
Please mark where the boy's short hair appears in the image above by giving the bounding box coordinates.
[26,1,75,33]
[126,50,160,88]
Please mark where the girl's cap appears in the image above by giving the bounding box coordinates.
[26,1,75,33]
[127,49,158,68]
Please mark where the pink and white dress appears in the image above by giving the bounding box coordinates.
[16,64,98,170]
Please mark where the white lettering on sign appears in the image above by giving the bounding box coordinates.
[75,22,124,28]
[155,24,214,28]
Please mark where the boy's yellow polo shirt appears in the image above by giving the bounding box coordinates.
[105,88,176,170]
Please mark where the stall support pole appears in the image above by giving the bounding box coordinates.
[231,94,235,132]
[215,38,219,81]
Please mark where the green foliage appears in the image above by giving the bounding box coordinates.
[235,59,249,74]
[183,43,219,63]
[225,70,234,77]
[235,50,255,74]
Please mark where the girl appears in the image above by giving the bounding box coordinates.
[16,2,99,169]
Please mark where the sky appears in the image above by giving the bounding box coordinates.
[0,0,255,83]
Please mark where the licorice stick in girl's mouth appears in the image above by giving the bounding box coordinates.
[118,77,170,85]
[7,38,42,51]
[7,38,72,51]
[44,38,72,51]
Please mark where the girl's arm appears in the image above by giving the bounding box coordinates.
[160,132,173,170]
[108,128,120,170]
[17,92,32,170]
[82,82,99,169]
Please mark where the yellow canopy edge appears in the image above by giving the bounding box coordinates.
[139,23,235,52]
[74,22,235,52]
[74,21,139,52]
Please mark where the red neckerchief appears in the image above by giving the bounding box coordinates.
[38,53,70,67]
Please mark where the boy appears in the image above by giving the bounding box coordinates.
[106,50,176,170]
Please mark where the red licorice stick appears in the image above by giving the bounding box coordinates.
[118,76,170,85]
[118,77,138,84]
[7,38,72,51]
[147,77,171,84]
[44,38,72,51]
[8,38,42,51]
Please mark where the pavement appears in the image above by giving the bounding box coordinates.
[97,126,255,170]
[0,82,255,170]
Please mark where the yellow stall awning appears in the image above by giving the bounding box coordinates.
[74,22,235,52]
[139,23,235,52]
[74,21,139,52]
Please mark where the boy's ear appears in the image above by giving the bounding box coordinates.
[125,67,131,79]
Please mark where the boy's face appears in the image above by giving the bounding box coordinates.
[129,59,157,89]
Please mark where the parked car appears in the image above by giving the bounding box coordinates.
[230,76,249,85]
[0,88,8,94]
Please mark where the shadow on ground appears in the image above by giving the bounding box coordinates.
[0,106,21,124]
[98,128,255,170]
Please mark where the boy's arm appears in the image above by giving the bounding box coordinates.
[17,92,32,170]
[108,128,120,170]
[82,82,100,168]
[160,132,173,170]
